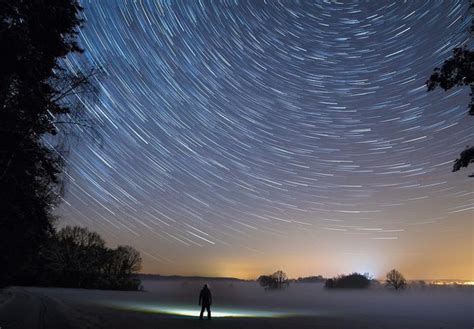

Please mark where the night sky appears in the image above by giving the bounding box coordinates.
[58,0,473,280]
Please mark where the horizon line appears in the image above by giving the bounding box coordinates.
[138,273,474,282]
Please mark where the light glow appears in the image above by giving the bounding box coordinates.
[102,301,298,318]
[59,0,474,283]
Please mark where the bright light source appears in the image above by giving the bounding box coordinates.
[147,306,281,318]
[102,301,293,318]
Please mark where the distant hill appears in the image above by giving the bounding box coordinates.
[139,274,251,282]
[139,274,329,283]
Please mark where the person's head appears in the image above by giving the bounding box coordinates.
[203,284,208,289]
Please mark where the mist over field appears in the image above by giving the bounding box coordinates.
[1,1,473,329]
[106,280,474,321]
[2,279,471,329]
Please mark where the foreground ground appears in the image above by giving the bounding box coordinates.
[0,281,472,329]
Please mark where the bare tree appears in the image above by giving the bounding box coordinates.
[41,226,142,290]
[271,270,289,288]
[113,245,142,276]
[385,269,407,290]
[57,225,105,248]
[258,270,289,290]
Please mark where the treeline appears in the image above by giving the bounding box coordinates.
[0,0,101,288]
[324,269,406,290]
[140,274,248,282]
[257,270,289,290]
[26,226,142,290]
[324,272,372,289]
[258,269,407,291]
[0,1,144,291]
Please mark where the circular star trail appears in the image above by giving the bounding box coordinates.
[59,0,473,279]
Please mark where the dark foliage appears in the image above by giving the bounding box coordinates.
[426,1,474,176]
[453,146,474,176]
[39,226,142,290]
[471,0,474,33]
[257,275,275,288]
[0,0,96,287]
[426,47,474,114]
[257,270,289,290]
[324,272,371,289]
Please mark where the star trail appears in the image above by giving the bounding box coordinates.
[58,0,473,280]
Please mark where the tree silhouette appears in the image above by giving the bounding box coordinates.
[41,226,106,288]
[385,269,407,290]
[257,270,289,290]
[104,246,142,289]
[426,1,474,176]
[426,47,474,114]
[41,226,142,290]
[272,270,289,288]
[325,272,371,289]
[0,0,95,286]
[453,146,474,177]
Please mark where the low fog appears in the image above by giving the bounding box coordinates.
[25,279,473,328]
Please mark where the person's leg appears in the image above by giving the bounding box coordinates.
[207,305,211,319]
[200,305,205,319]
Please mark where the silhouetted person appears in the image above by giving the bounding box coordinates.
[198,284,212,319]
